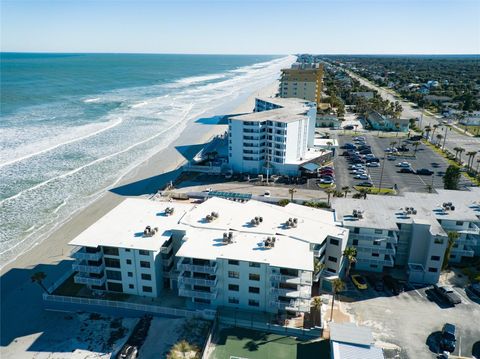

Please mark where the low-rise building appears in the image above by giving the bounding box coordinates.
[316,113,341,128]
[366,111,409,132]
[330,322,384,359]
[333,189,480,284]
[69,196,349,315]
[351,91,375,100]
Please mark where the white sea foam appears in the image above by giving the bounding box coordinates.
[83,97,101,103]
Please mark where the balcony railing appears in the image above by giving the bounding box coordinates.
[350,233,398,245]
[270,299,311,313]
[357,255,394,267]
[178,288,218,300]
[271,287,311,299]
[356,244,396,256]
[451,247,475,257]
[160,241,173,254]
[72,262,105,274]
[74,273,106,286]
[270,273,312,285]
[178,276,217,287]
[177,262,218,274]
[72,248,103,261]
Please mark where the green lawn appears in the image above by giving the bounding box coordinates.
[210,327,329,359]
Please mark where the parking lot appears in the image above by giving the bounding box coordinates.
[341,279,480,359]
[334,134,472,193]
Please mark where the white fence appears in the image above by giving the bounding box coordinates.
[43,293,216,320]
[183,164,222,174]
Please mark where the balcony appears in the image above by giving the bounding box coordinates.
[177,262,218,274]
[350,233,398,245]
[271,299,310,313]
[452,247,475,257]
[178,276,217,287]
[356,243,396,256]
[74,273,106,286]
[72,261,105,274]
[271,286,311,299]
[357,255,394,267]
[178,288,218,300]
[72,247,102,261]
[160,241,173,254]
[270,273,312,285]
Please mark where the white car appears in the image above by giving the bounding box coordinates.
[264,190,271,197]
[320,178,335,184]
[354,174,370,180]
[396,162,411,168]
[387,155,397,160]
[366,162,380,167]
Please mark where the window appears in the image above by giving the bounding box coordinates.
[105,258,120,268]
[103,246,119,256]
[328,256,338,263]
[249,273,260,281]
[128,272,133,277]
[353,227,360,234]
[128,284,134,289]
[228,271,240,279]
[106,270,122,281]
[140,261,151,268]
[388,231,394,236]
[374,229,383,234]
[125,249,131,252]
[228,297,239,304]
[107,282,123,292]
[249,262,260,268]
[228,260,239,265]
[327,268,337,273]
[141,273,152,281]
[370,264,378,268]
[142,286,153,293]
[373,240,381,246]
[456,221,464,226]
[352,239,358,246]
[228,284,239,291]
[126,259,132,265]
[372,253,380,257]
[249,286,260,294]
[139,250,149,256]
[428,267,438,273]
[330,238,339,246]
[248,299,259,307]
[431,255,440,261]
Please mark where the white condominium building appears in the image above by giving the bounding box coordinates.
[228,97,319,176]
[69,196,348,315]
[333,189,480,284]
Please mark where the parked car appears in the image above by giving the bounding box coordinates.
[264,190,271,197]
[349,164,364,169]
[358,181,374,187]
[416,168,434,176]
[440,323,456,353]
[319,178,335,184]
[342,143,356,149]
[399,167,415,173]
[431,162,440,168]
[343,125,354,130]
[383,275,402,295]
[365,158,380,163]
[351,274,368,290]
[410,135,423,141]
[353,136,365,141]
[433,285,461,305]
[366,162,380,167]
[386,155,396,161]
[396,161,411,168]
[467,283,480,297]
[354,174,370,180]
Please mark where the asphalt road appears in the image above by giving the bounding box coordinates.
[343,68,480,156]
[334,133,473,193]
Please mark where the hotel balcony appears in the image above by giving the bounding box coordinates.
[74,273,106,286]
[357,254,394,267]
[178,276,218,287]
[452,247,475,257]
[350,232,398,245]
[178,288,218,300]
[356,243,396,256]
[72,261,105,274]
[458,224,480,235]
[270,299,311,313]
[160,240,173,254]
[271,286,311,299]
[72,247,103,261]
[270,273,312,286]
[177,260,218,275]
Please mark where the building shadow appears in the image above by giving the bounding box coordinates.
[195,115,229,125]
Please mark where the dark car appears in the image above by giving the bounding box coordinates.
[399,167,415,173]
[367,275,385,291]
[416,168,434,175]
[358,181,374,187]
[433,285,461,305]
[365,158,380,163]
[410,135,423,141]
[467,283,480,297]
[342,143,356,149]
[343,125,354,130]
[383,275,402,295]
[440,323,456,353]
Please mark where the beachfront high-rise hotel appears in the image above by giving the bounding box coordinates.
[280,63,324,107]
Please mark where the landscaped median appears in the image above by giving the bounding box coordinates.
[353,185,397,195]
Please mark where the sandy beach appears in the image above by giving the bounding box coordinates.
[0,80,279,358]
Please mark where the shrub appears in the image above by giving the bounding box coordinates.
[303,201,330,208]
[278,199,290,207]
[352,193,363,199]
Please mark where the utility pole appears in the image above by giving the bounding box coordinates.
[442,125,450,150]
[378,155,387,193]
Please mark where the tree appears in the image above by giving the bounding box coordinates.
[412,141,420,155]
[343,247,357,278]
[167,340,200,359]
[457,147,465,163]
[443,165,461,190]
[424,126,432,140]
[289,188,297,202]
[341,186,351,198]
[325,188,335,206]
[395,122,400,137]
[311,296,322,327]
[431,124,439,140]
[330,278,345,322]
[314,257,325,277]
[466,151,477,170]
[442,231,460,270]
[31,271,50,294]
[354,124,359,134]
[436,133,443,146]
[358,188,369,199]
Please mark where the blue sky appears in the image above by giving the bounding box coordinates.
[1,0,479,54]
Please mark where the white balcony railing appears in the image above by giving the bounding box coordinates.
[178,288,218,300]
[177,263,217,274]
[72,248,103,261]
[178,276,217,287]
[160,242,173,254]
[74,273,106,286]
[270,273,312,285]
[72,262,105,274]
[350,233,398,245]
[271,287,311,299]
[270,299,310,313]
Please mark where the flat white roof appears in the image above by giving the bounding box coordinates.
[332,342,384,359]
[69,198,192,251]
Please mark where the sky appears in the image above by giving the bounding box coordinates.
[1,0,479,54]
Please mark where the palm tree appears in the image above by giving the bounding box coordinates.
[426,184,433,193]
[325,187,335,206]
[466,151,477,170]
[395,122,400,137]
[314,257,325,278]
[167,340,200,359]
[354,124,358,134]
[431,124,439,140]
[31,271,50,294]
[330,278,345,322]
[412,141,420,155]
[424,126,432,141]
[343,247,357,277]
[453,147,462,161]
[436,133,443,146]
[289,188,297,202]
[341,186,351,198]
[476,158,480,174]
[311,296,322,327]
[442,231,460,271]
[457,147,465,163]
[358,188,369,199]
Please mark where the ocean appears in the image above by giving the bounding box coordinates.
[0,53,293,267]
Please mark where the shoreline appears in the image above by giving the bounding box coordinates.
[0,80,279,276]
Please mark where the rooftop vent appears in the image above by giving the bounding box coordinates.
[284,217,298,228]
[404,207,417,215]
[143,225,159,237]
[264,236,276,249]
[222,231,234,244]
[206,211,219,223]
[250,216,263,227]
[165,207,175,216]
[442,202,455,211]
[352,209,364,219]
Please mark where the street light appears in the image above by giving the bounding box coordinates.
[442,125,451,150]
[378,155,387,194]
